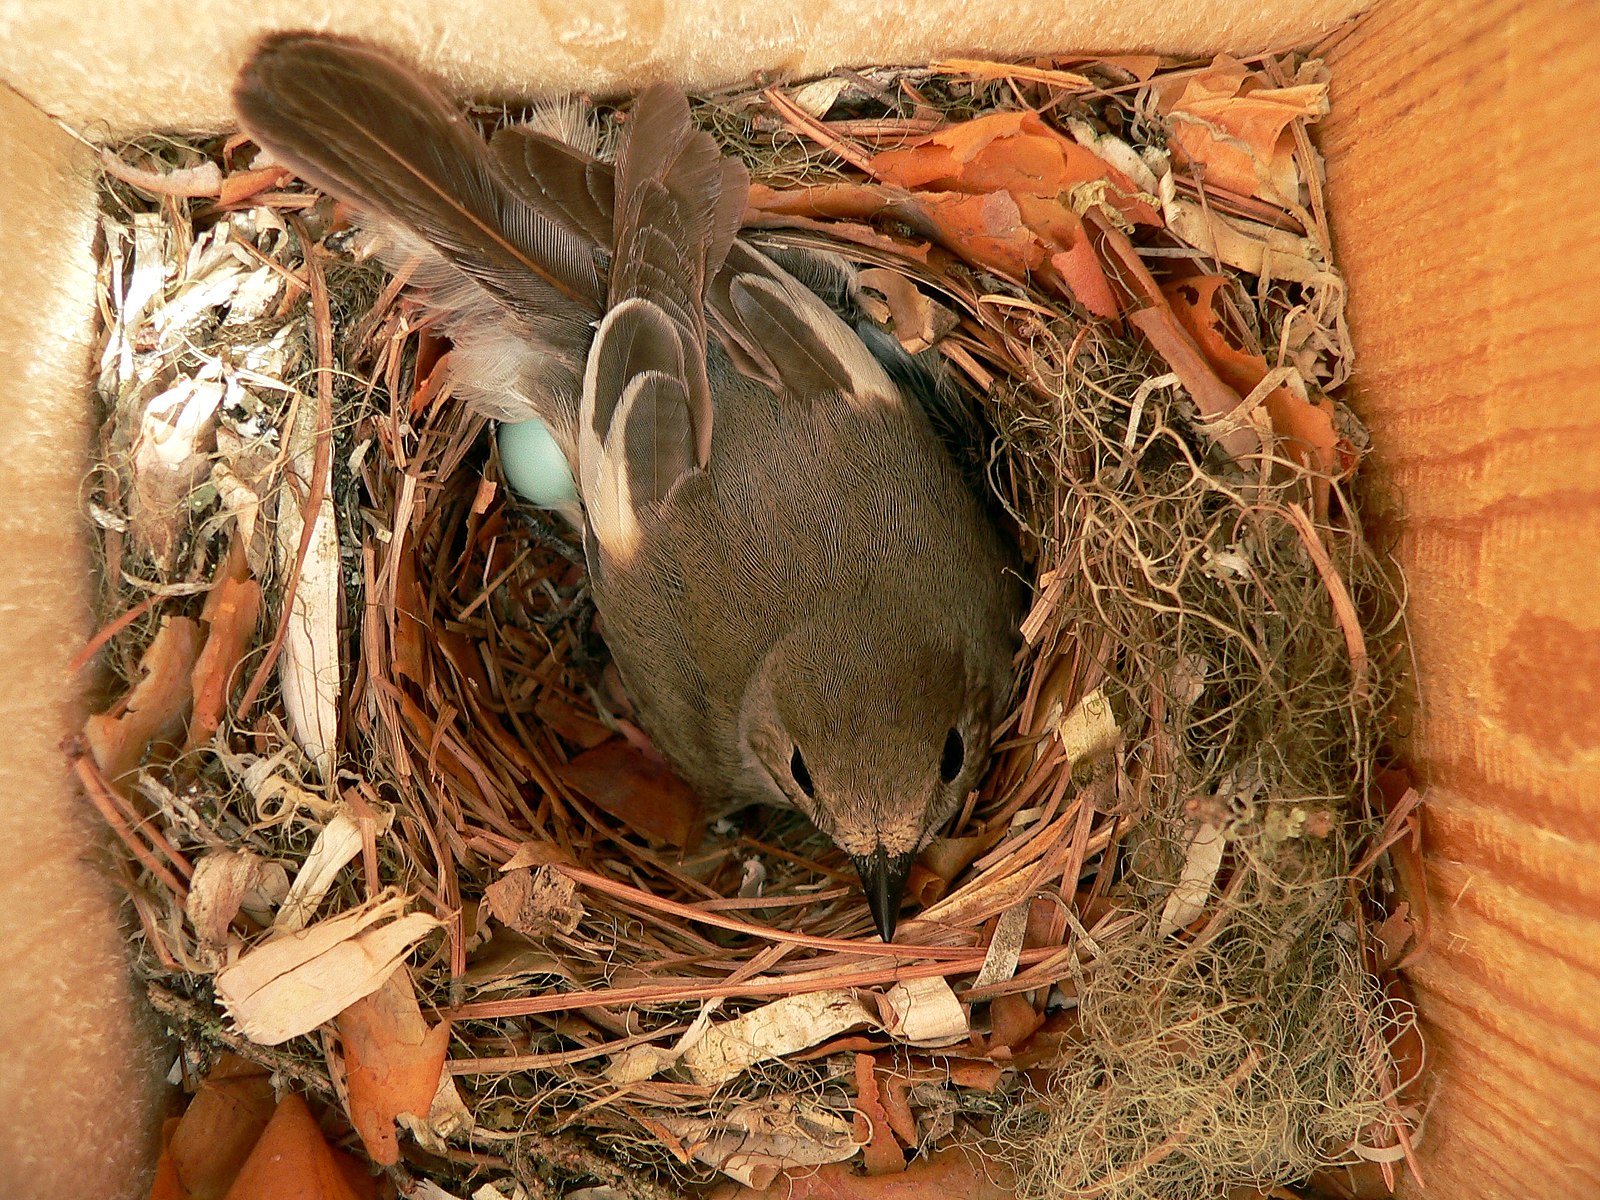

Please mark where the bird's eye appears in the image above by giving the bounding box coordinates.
[790,745,815,798]
[939,727,965,783]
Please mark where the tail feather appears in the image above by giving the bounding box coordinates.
[235,34,756,512]
[234,33,603,323]
[490,126,615,246]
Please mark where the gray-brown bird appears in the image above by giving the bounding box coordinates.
[235,34,1023,940]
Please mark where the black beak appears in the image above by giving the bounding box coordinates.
[850,848,916,942]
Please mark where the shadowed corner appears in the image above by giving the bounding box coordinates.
[851,847,916,942]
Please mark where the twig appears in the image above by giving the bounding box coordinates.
[1284,501,1370,704]
[67,594,159,675]
[555,863,981,959]
[444,945,1067,1021]
[933,59,1094,91]
[146,982,335,1095]
[760,87,876,173]
[71,752,190,899]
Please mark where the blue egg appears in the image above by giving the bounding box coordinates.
[498,419,578,509]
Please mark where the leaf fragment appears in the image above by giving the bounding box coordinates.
[557,740,705,849]
[188,538,261,749]
[1158,821,1227,935]
[335,967,451,1166]
[485,865,584,940]
[149,1054,275,1200]
[879,977,968,1047]
[219,1093,366,1200]
[215,895,442,1045]
[656,1097,859,1189]
[188,850,285,966]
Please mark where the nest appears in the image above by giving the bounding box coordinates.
[82,41,1427,1200]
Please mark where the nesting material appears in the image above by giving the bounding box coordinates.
[81,39,1426,1200]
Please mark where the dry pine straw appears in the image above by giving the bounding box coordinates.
[83,43,1425,1200]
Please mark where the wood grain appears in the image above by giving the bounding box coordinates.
[0,0,1366,139]
[0,86,172,1199]
[1323,1,1600,1196]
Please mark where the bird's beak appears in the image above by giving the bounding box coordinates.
[850,847,916,942]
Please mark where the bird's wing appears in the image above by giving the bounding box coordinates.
[578,86,746,563]
[236,37,904,524]
[707,242,901,412]
[729,235,988,489]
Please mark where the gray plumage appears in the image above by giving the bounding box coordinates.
[235,33,1024,940]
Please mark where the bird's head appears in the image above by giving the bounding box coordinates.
[737,615,1007,940]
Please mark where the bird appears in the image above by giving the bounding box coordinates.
[234,33,1024,941]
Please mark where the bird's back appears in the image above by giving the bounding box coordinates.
[595,346,1021,810]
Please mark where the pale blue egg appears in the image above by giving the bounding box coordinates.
[498,419,578,510]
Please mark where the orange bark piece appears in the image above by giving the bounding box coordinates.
[709,1146,1016,1199]
[856,267,943,353]
[390,549,429,688]
[877,1075,920,1149]
[869,119,1012,187]
[1159,55,1326,203]
[987,993,1045,1053]
[1125,306,1258,461]
[413,331,449,389]
[335,968,451,1167]
[746,180,895,221]
[220,1093,363,1200]
[938,127,1068,195]
[903,861,946,907]
[1049,238,1120,320]
[1162,276,1268,397]
[1009,194,1119,318]
[1081,215,1259,463]
[1097,55,1163,82]
[148,1055,276,1200]
[188,539,263,749]
[945,1058,1006,1091]
[150,1135,187,1200]
[1009,1018,1082,1070]
[914,188,1118,317]
[408,348,452,417]
[1164,275,1339,495]
[219,166,291,207]
[1376,770,1432,971]
[869,110,1159,226]
[85,615,202,781]
[916,190,1041,281]
[790,1034,883,1062]
[1169,124,1264,201]
[1264,388,1340,497]
[533,693,614,750]
[1371,902,1418,973]
[851,1053,906,1176]
[557,739,706,849]
[748,112,1147,318]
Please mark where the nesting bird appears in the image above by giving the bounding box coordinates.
[235,34,1024,940]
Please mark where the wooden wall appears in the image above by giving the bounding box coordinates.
[1323,1,1600,1195]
